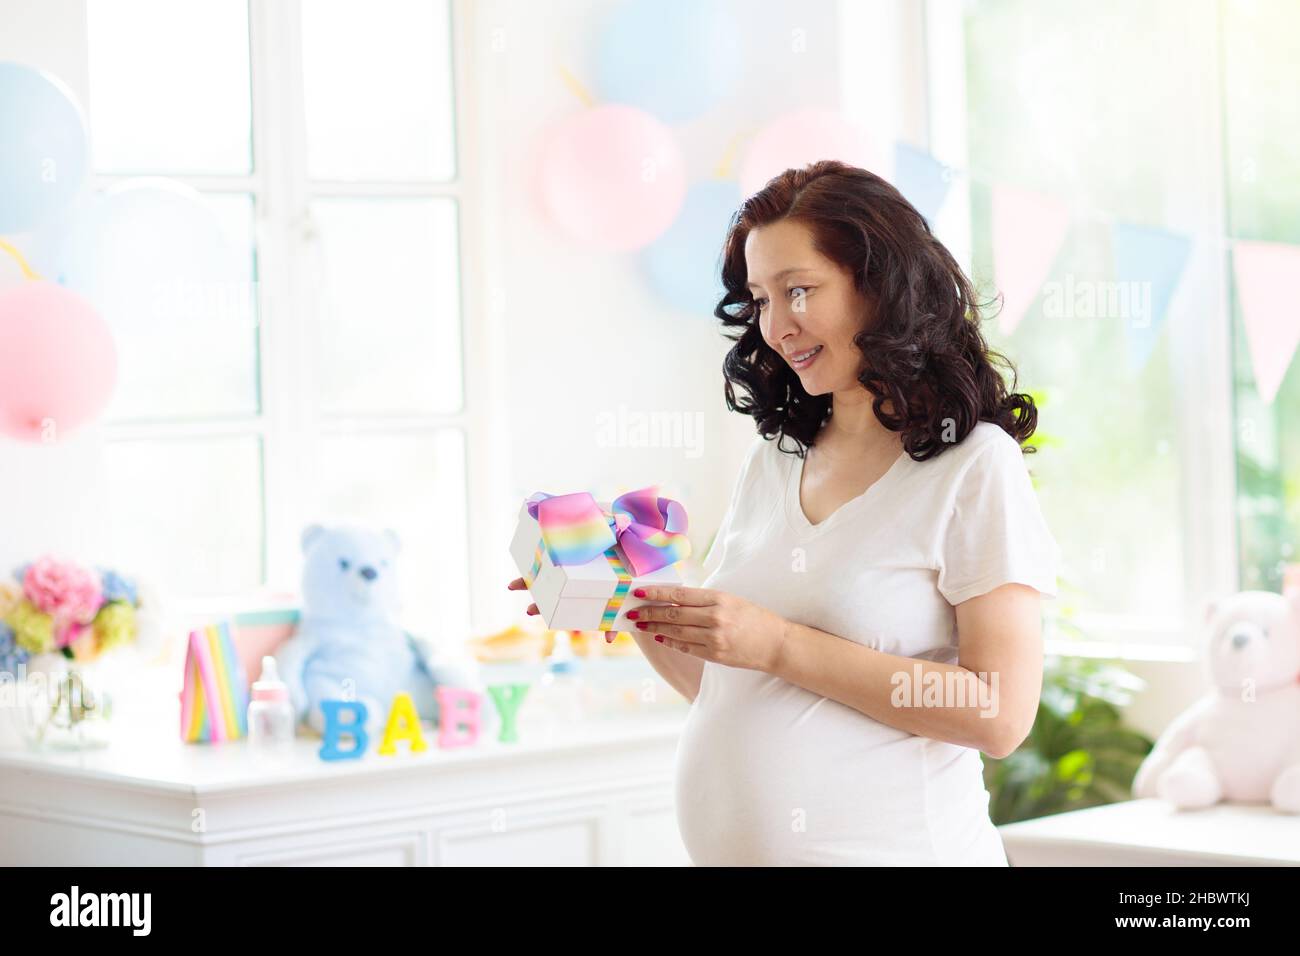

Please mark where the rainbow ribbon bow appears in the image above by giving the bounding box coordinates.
[525,487,692,577]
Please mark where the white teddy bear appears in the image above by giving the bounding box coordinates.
[1132,589,1300,812]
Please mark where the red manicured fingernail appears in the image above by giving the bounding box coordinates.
[626,610,639,620]
[635,621,648,629]
[633,588,646,598]
[654,635,664,643]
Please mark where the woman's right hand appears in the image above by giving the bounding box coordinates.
[507,576,619,643]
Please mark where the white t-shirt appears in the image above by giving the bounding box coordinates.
[674,421,1062,866]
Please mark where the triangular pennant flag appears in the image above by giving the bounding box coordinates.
[179,620,250,743]
[1233,240,1300,404]
[991,184,1071,336]
[893,142,951,225]
[1112,222,1192,374]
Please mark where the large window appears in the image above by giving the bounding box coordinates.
[1222,0,1300,595]
[928,0,1297,651]
[87,0,471,641]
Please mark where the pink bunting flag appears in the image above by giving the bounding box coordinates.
[992,184,1071,336]
[1232,240,1300,404]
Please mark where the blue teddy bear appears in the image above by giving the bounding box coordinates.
[275,524,480,736]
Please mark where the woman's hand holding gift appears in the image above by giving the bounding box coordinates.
[623,585,787,672]
[507,579,789,665]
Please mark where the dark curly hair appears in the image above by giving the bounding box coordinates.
[716,159,1037,460]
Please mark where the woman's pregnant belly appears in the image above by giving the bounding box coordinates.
[674,664,1008,867]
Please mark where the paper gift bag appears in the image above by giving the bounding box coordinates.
[230,604,300,686]
[509,487,691,632]
[180,619,250,743]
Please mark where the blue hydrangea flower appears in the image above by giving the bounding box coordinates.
[0,621,27,675]
[98,568,139,606]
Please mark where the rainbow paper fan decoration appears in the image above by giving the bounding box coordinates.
[180,620,250,743]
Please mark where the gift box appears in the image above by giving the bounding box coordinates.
[509,487,692,632]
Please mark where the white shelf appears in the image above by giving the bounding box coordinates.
[0,711,688,795]
[998,799,1300,866]
[0,711,692,866]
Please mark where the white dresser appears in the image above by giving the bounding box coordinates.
[0,712,692,866]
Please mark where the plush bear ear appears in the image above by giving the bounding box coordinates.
[1202,595,1222,626]
[1287,584,1300,619]
[383,527,401,555]
[301,524,326,554]
[1283,562,1300,593]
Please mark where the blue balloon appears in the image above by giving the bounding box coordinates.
[0,61,89,234]
[30,179,241,334]
[593,0,742,125]
[641,179,740,316]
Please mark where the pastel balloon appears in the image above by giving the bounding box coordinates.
[593,0,741,125]
[536,104,686,252]
[640,179,740,315]
[739,108,879,197]
[34,180,240,324]
[0,281,117,443]
[0,61,90,233]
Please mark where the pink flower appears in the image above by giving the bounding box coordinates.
[22,556,103,626]
[56,619,90,650]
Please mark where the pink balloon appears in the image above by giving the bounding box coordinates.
[739,108,879,197]
[536,104,686,252]
[0,281,117,442]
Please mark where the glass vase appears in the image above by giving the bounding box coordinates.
[21,653,113,751]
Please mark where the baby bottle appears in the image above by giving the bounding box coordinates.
[247,655,296,751]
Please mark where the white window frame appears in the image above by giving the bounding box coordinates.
[916,0,1239,661]
[94,0,493,639]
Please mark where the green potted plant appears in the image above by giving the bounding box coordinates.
[983,606,1154,825]
[983,387,1156,824]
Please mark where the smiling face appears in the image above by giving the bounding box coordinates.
[744,218,871,397]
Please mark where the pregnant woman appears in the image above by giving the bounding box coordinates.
[511,160,1060,866]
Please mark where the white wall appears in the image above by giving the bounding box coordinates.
[0,0,87,94]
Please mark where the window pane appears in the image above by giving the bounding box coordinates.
[311,198,462,415]
[1224,0,1300,591]
[103,191,259,422]
[86,0,252,174]
[313,430,469,643]
[301,0,456,181]
[963,0,1214,631]
[104,436,265,595]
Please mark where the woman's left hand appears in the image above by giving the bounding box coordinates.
[627,585,787,672]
